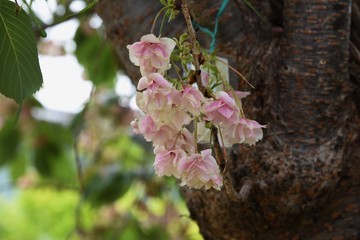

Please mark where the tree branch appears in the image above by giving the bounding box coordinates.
[181,0,204,92]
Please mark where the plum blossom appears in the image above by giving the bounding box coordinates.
[137,73,175,114]
[204,91,240,125]
[158,109,192,131]
[233,90,250,100]
[156,128,195,153]
[130,119,140,134]
[197,121,211,144]
[137,72,172,91]
[128,34,266,192]
[220,123,242,147]
[200,70,210,87]
[239,118,266,145]
[127,34,176,76]
[178,149,223,190]
[222,118,266,146]
[135,92,146,112]
[153,147,187,178]
[151,124,179,147]
[137,73,193,129]
[176,85,205,116]
[136,114,158,142]
[173,128,195,154]
[135,114,176,145]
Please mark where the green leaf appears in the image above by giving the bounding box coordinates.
[179,33,188,44]
[159,0,167,7]
[0,0,43,103]
[84,167,133,206]
[32,122,76,184]
[66,0,99,18]
[9,152,27,182]
[0,118,21,166]
[74,26,118,86]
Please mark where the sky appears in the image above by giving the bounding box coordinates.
[31,0,137,114]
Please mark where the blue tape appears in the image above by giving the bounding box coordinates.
[192,0,229,53]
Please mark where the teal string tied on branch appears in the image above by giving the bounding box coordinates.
[192,0,229,53]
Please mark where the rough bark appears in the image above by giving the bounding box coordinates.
[96,0,360,239]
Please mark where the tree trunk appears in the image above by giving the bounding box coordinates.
[96,0,360,239]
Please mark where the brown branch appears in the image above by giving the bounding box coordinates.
[181,0,204,92]
[182,0,250,200]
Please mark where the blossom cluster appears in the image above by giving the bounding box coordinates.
[127,34,265,190]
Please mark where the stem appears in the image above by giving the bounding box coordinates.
[210,125,225,171]
[42,0,97,30]
[151,7,167,35]
[216,57,254,89]
[217,125,228,159]
[229,87,246,118]
[41,14,75,29]
[170,130,183,150]
[171,59,184,83]
[242,0,265,21]
[14,102,22,125]
[181,0,204,93]
[193,117,198,152]
[158,9,168,36]
[22,0,43,30]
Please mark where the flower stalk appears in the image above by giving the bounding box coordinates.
[181,0,204,93]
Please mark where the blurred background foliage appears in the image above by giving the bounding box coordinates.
[0,0,203,239]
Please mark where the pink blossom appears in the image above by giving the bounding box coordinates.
[137,73,174,114]
[157,128,195,153]
[176,85,205,116]
[136,73,193,129]
[127,34,265,192]
[239,118,266,145]
[153,147,186,178]
[136,114,187,147]
[135,92,146,112]
[130,119,140,134]
[196,121,211,144]
[222,118,266,146]
[127,34,176,75]
[232,91,250,100]
[136,115,173,143]
[178,149,223,190]
[151,124,179,147]
[158,109,192,131]
[201,70,210,87]
[204,91,240,125]
[174,128,195,154]
[137,72,172,91]
[220,123,241,147]
[137,114,158,142]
